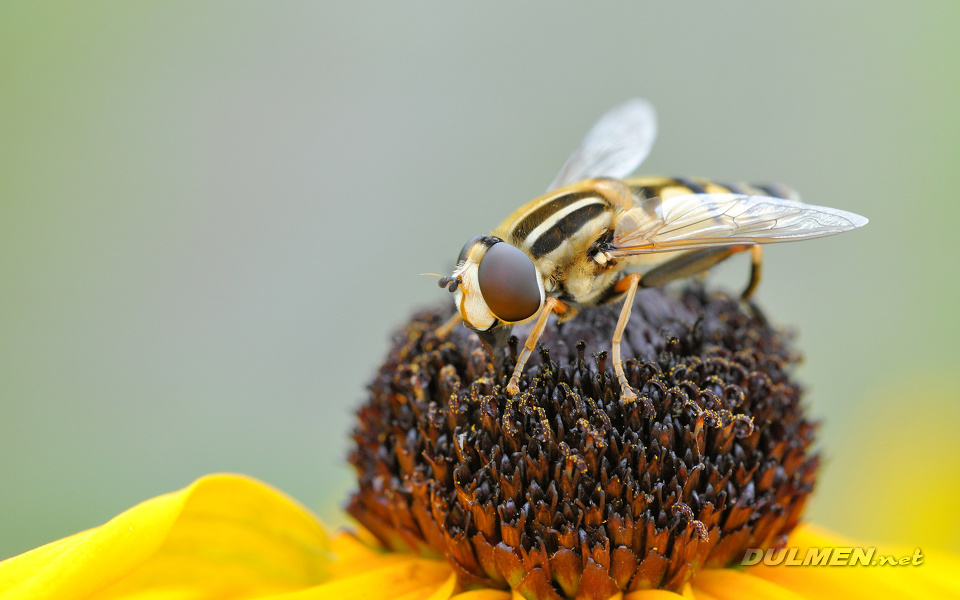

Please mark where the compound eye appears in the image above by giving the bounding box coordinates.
[457,235,485,266]
[477,242,542,322]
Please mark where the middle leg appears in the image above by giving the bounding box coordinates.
[611,273,642,403]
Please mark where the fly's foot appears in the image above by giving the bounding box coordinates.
[741,298,769,327]
[619,386,656,417]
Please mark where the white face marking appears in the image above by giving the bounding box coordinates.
[452,261,496,331]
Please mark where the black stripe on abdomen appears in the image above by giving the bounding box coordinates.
[753,182,796,200]
[671,176,707,194]
[716,181,795,200]
[529,203,607,257]
[716,181,749,195]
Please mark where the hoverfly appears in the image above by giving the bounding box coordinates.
[437,99,867,402]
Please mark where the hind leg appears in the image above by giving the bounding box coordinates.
[640,244,761,300]
[740,245,763,301]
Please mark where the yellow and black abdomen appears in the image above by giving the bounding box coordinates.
[613,176,800,290]
[625,175,799,202]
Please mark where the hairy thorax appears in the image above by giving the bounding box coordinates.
[541,235,622,309]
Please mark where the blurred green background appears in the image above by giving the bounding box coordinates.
[2,3,959,559]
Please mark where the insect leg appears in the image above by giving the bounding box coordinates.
[612,273,643,403]
[433,311,462,338]
[639,245,752,289]
[740,245,763,301]
[506,297,565,396]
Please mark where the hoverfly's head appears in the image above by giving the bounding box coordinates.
[439,235,544,332]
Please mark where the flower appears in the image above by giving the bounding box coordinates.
[1,475,956,599]
[349,285,816,597]
[2,285,958,599]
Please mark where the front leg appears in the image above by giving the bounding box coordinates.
[433,312,462,338]
[506,297,567,395]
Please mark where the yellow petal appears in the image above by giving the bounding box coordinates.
[624,589,685,600]
[424,573,459,600]
[449,591,511,600]
[692,570,807,600]
[748,523,960,600]
[0,474,329,600]
[258,557,453,600]
[325,531,414,579]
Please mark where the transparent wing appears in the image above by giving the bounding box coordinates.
[546,98,657,192]
[610,193,868,255]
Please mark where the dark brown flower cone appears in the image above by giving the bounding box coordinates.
[348,284,818,599]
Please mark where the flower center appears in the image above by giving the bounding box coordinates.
[348,285,818,599]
